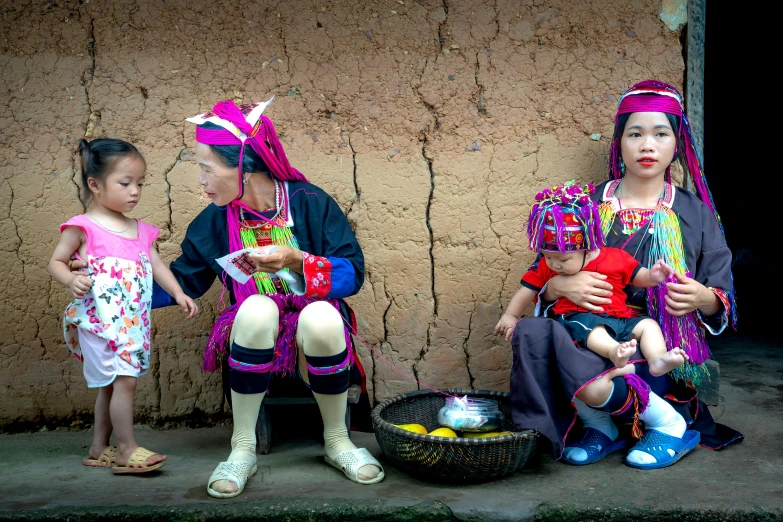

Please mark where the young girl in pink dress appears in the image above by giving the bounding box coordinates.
[48,138,198,474]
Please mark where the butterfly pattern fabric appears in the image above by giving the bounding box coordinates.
[60,215,158,371]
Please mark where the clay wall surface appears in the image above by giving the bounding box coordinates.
[0,0,684,427]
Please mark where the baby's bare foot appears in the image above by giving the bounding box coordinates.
[610,339,637,369]
[648,347,688,377]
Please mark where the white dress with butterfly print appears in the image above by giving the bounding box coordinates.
[60,215,159,373]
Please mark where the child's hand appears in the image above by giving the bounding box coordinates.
[494,313,519,342]
[649,259,672,284]
[175,293,199,318]
[69,274,93,298]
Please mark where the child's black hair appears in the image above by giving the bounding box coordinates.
[77,138,145,205]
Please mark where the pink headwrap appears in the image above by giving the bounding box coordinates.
[187,97,309,213]
[608,80,722,233]
[186,98,309,303]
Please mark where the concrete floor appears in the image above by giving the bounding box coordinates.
[1,334,781,521]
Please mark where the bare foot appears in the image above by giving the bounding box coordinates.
[357,463,381,481]
[82,443,115,466]
[648,347,689,377]
[609,339,637,369]
[211,451,257,494]
[85,443,110,461]
[212,479,238,494]
[114,445,167,468]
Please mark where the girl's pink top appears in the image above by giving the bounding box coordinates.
[59,214,159,368]
[60,214,159,260]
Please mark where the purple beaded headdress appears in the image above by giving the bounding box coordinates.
[528,181,604,253]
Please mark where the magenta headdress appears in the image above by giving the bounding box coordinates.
[187,96,308,189]
[528,181,604,253]
[608,80,723,235]
[186,97,308,305]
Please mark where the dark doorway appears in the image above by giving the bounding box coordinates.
[699,6,777,457]
[703,4,772,340]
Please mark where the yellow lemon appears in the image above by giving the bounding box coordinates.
[394,423,428,434]
[428,427,458,438]
[461,431,514,439]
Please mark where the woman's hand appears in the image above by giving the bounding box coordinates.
[546,271,613,313]
[665,271,719,316]
[495,313,519,342]
[68,259,90,274]
[248,245,304,275]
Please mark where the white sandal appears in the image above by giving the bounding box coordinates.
[206,459,258,499]
[324,447,385,485]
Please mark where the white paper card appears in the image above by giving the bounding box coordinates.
[215,246,298,285]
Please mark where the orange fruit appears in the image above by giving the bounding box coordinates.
[394,423,428,434]
[428,427,458,438]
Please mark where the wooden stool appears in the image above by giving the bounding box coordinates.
[256,384,361,455]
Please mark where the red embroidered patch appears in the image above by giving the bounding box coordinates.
[303,252,332,298]
[230,252,258,276]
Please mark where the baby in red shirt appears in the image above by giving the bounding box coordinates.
[495,182,688,377]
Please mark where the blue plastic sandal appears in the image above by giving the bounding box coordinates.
[625,429,700,470]
[561,427,628,466]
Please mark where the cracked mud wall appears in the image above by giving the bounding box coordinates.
[0,0,685,426]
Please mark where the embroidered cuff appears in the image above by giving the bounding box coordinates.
[696,287,730,335]
[302,252,332,298]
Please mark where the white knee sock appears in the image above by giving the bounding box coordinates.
[563,396,619,463]
[227,294,278,465]
[312,390,352,456]
[297,302,379,479]
[626,391,686,465]
[227,390,265,463]
[312,390,379,480]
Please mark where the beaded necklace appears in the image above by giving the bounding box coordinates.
[240,178,282,228]
[238,179,299,295]
[615,180,661,235]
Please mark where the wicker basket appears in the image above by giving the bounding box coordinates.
[372,389,538,483]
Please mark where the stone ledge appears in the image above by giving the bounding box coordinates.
[1,502,779,522]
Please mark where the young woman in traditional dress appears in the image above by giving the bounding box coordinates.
[509,80,740,469]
